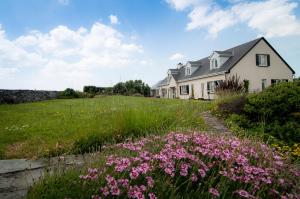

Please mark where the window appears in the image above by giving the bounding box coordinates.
[211,58,218,69]
[186,67,191,76]
[180,85,189,95]
[214,59,218,68]
[256,54,270,67]
[207,80,223,93]
[271,79,289,85]
[161,88,167,97]
[271,79,280,85]
[261,79,267,90]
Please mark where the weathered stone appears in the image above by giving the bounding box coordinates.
[0,89,59,104]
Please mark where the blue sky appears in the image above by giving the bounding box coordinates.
[0,0,299,90]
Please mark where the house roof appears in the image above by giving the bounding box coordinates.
[153,37,295,87]
[151,77,168,89]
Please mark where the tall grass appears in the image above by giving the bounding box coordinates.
[0,96,211,159]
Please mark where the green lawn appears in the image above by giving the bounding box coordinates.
[0,96,212,159]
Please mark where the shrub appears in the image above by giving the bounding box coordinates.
[215,94,246,115]
[58,88,79,99]
[244,81,300,144]
[215,75,245,96]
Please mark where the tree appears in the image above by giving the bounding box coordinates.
[113,82,127,95]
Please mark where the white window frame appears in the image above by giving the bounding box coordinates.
[180,85,189,95]
[261,79,267,90]
[186,67,191,76]
[207,80,223,93]
[258,54,268,67]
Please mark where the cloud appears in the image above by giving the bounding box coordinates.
[167,0,300,38]
[187,6,236,38]
[166,0,201,10]
[109,15,119,25]
[232,0,300,38]
[169,53,185,60]
[0,22,143,89]
[58,0,70,6]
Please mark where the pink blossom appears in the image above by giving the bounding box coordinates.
[111,186,121,196]
[130,169,139,179]
[198,169,206,178]
[100,186,109,196]
[148,193,157,199]
[146,176,154,188]
[235,190,252,198]
[191,173,198,182]
[209,188,220,197]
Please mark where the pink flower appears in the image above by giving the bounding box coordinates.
[236,155,248,165]
[130,169,139,179]
[146,176,154,188]
[100,186,109,196]
[198,169,206,178]
[118,178,129,187]
[111,186,121,196]
[235,190,252,198]
[148,193,157,199]
[209,188,220,197]
[191,173,198,182]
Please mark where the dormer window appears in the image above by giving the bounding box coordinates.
[213,59,218,68]
[186,66,191,76]
[210,58,218,69]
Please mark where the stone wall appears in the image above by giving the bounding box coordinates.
[0,89,60,104]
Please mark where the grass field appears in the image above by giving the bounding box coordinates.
[0,96,212,159]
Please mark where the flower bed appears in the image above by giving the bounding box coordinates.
[80,132,300,199]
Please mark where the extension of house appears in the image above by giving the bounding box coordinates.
[151,37,295,100]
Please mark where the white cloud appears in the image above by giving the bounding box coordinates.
[109,15,119,25]
[166,0,201,10]
[187,6,236,38]
[58,0,70,6]
[232,0,300,38]
[167,0,300,38]
[169,53,185,60]
[0,22,143,89]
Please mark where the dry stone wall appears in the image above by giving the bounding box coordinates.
[0,89,59,104]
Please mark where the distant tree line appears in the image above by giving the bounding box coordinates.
[83,80,150,97]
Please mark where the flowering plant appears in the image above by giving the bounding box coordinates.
[80,132,300,199]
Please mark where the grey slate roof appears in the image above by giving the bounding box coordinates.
[151,77,168,89]
[153,37,295,87]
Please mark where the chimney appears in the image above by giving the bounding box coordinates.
[177,62,183,69]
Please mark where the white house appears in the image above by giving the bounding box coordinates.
[151,37,295,100]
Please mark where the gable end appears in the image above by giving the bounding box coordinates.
[227,37,295,74]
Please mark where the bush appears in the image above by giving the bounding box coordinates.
[58,88,79,99]
[215,94,246,115]
[244,81,300,144]
[215,75,245,95]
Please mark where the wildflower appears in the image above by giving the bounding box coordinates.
[198,169,206,178]
[235,190,252,198]
[130,169,139,179]
[180,163,190,176]
[100,186,109,196]
[191,173,198,182]
[111,186,121,196]
[209,188,220,197]
[148,193,157,199]
[146,176,154,188]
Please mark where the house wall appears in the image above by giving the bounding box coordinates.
[177,74,225,100]
[230,39,294,92]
